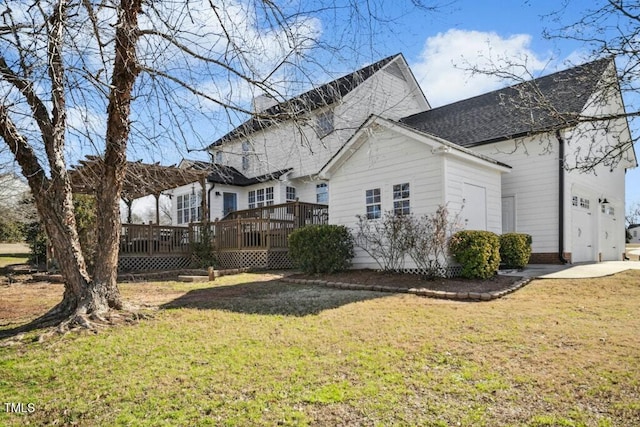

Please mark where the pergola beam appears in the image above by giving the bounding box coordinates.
[69,156,210,223]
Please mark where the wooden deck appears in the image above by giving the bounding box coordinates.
[119,202,328,271]
[212,201,328,250]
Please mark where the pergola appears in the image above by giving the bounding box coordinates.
[69,156,210,224]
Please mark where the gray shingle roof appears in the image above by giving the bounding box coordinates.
[400,58,612,147]
[182,159,291,186]
[211,54,403,147]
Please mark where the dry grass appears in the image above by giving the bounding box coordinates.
[1,270,639,426]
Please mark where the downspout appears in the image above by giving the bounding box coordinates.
[207,182,215,221]
[556,130,569,264]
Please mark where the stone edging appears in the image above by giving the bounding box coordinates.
[280,276,534,301]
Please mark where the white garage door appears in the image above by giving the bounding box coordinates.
[572,196,596,263]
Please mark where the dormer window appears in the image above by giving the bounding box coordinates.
[315,110,334,138]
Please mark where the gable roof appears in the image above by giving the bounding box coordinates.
[400,57,613,147]
[320,115,511,178]
[181,159,291,187]
[210,53,409,147]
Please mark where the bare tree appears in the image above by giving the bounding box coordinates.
[627,202,640,227]
[460,1,639,173]
[0,0,441,334]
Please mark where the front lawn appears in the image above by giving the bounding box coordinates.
[1,271,639,426]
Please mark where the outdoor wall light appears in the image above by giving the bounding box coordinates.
[599,198,609,204]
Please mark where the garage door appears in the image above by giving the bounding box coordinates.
[572,195,595,263]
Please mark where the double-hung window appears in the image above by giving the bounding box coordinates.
[316,110,334,138]
[265,187,274,206]
[248,187,274,209]
[365,188,381,219]
[316,183,328,203]
[286,186,296,202]
[393,183,410,215]
[176,193,201,224]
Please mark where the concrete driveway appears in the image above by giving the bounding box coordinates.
[526,261,640,279]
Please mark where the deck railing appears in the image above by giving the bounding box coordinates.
[120,201,329,255]
[120,224,191,255]
[212,201,329,250]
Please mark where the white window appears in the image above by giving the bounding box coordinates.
[215,151,223,164]
[242,141,250,171]
[256,188,265,207]
[393,183,410,215]
[286,186,296,202]
[176,193,202,224]
[265,187,274,206]
[249,187,274,208]
[580,197,590,209]
[572,196,579,207]
[365,188,381,219]
[316,183,328,204]
[315,110,334,138]
[634,230,637,237]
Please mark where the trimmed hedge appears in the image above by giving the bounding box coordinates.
[500,233,532,269]
[288,225,354,274]
[449,230,500,279]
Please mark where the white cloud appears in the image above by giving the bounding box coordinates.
[412,29,551,107]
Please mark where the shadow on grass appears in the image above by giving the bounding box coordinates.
[160,279,391,316]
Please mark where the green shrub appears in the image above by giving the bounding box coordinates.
[499,233,532,269]
[191,224,218,269]
[449,230,500,279]
[0,219,24,243]
[288,225,354,274]
[23,221,47,266]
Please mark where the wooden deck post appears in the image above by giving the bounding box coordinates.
[294,201,301,229]
[148,222,153,255]
[266,218,271,249]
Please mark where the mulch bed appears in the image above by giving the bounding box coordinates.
[290,269,523,294]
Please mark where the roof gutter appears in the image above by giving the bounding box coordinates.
[556,130,569,264]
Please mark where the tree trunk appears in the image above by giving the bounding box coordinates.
[0,0,143,332]
[92,0,142,308]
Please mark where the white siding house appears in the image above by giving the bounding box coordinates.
[165,55,636,267]
[320,116,510,270]
[170,54,429,223]
[400,57,636,264]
